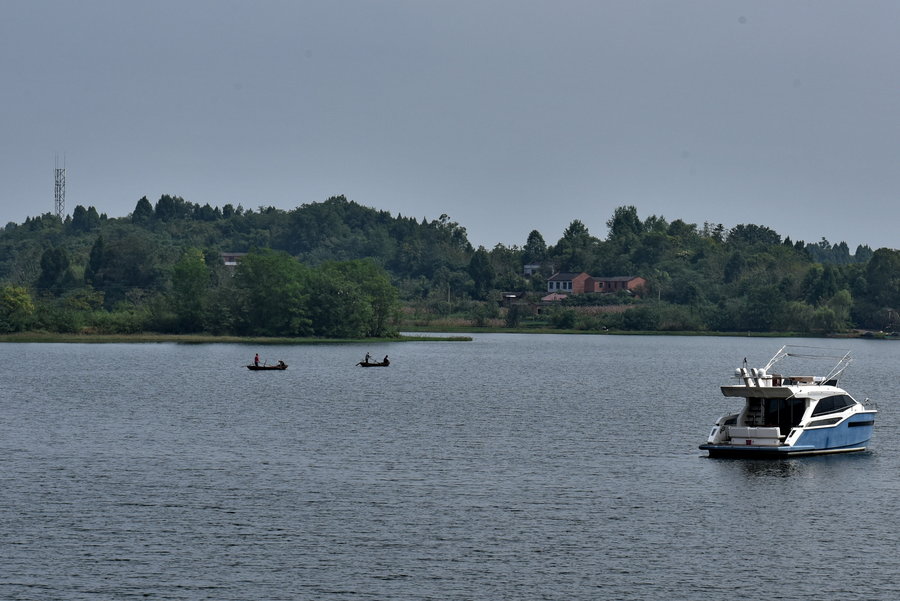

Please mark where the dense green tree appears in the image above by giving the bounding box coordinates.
[71,205,101,232]
[315,259,400,337]
[702,221,726,242]
[632,231,669,267]
[132,196,154,224]
[805,239,872,264]
[607,206,643,240]
[776,301,815,332]
[171,248,210,332]
[550,308,577,329]
[505,303,526,328]
[307,268,370,338]
[623,305,659,330]
[855,245,874,264]
[723,251,746,283]
[0,285,34,332]
[84,235,104,286]
[84,233,167,307]
[804,264,841,305]
[668,280,704,307]
[468,247,496,300]
[553,219,596,272]
[743,285,784,331]
[232,250,312,336]
[727,224,781,246]
[155,195,176,221]
[823,289,852,331]
[23,213,63,232]
[666,219,697,239]
[523,230,547,264]
[194,204,220,222]
[488,243,525,291]
[154,194,192,222]
[37,247,76,295]
[865,248,900,308]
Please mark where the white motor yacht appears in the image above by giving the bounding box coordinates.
[700,345,877,457]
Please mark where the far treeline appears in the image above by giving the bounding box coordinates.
[0,195,897,337]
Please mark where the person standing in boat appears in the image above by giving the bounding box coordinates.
[364,352,371,364]
[254,353,260,367]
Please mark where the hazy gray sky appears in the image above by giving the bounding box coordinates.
[3,1,899,251]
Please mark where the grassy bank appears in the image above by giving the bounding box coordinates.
[2,326,886,343]
[400,323,834,338]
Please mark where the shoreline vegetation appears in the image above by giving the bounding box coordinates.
[3,197,899,341]
[399,324,899,339]
[0,332,473,344]
[1,324,894,344]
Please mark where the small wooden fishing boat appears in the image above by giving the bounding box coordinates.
[247,361,288,370]
[357,358,390,367]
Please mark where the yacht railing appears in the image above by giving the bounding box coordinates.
[761,345,851,384]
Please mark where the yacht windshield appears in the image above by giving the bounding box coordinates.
[811,395,856,416]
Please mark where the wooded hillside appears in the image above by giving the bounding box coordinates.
[1,195,896,336]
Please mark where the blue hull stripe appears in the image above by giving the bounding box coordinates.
[701,412,875,457]
[796,416,875,451]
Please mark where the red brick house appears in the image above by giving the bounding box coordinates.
[546,272,603,295]
[593,276,647,294]
[545,272,646,298]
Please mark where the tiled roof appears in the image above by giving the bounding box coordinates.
[547,272,585,281]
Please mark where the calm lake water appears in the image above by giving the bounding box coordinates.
[2,334,899,600]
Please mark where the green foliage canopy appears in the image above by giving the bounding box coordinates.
[0,193,896,336]
[0,285,34,332]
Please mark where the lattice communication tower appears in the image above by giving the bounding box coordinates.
[54,156,66,219]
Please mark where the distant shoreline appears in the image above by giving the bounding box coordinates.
[0,332,473,344]
[0,328,893,343]
[400,325,899,339]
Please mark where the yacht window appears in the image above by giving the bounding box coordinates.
[763,396,806,430]
[811,395,855,416]
[808,417,843,427]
